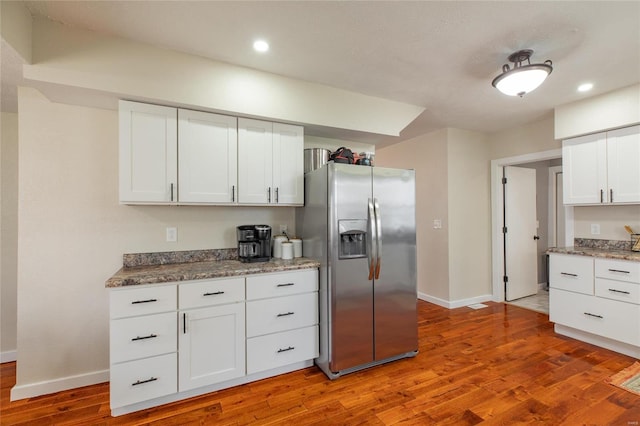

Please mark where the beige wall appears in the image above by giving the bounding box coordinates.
[488,113,560,159]
[1,112,18,359]
[0,1,32,63]
[447,129,492,301]
[574,205,640,241]
[376,129,449,301]
[13,87,295,394]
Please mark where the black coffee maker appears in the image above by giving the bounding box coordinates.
[237,225,271,263]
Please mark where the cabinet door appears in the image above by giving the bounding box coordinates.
[178,303,245,391]
[272,123,304,205]
[562,133,607,204]
[119,101,177,204]
[238,118,273,204]
[178,110,238,204]
[607,125,640,204]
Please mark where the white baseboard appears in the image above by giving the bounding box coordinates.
[10,369,109,401]
[418,292,494,309]
[0,350,17,363]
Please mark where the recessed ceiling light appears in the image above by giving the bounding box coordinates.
[578,83,593,92]
[253,40,269,53]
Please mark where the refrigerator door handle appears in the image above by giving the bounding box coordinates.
[374,199,382,279]
[367,198,377,280]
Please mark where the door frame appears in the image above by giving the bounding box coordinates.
[490,149,572,302]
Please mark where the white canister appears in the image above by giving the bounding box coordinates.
[290,238,302,258]
[272,235,287,258]
[281,242,293,260]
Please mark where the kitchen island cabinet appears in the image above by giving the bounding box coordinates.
[107,259,319,416]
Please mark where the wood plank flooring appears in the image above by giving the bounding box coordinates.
[2,301,639,425]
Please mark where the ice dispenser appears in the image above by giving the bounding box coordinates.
[338,219,367,259]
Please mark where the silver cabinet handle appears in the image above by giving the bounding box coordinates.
[277,283,294,287]
[610,188,613,203]
[131,334,157,342]
[275,187,279,203]
[608,288,631,295]
[373,198,382,280]
[600,189,604,203]
[560,272,578,277]
[367,199,376,280]
[584,312,603,319]
[608,269,630,274]
[183,313,187,334]
[131,298,157,305]
[267,187,271,203]
[203,291,225,296]
[277,346,295,353]
[132,377,158,386]
[170,183,174,201]
[232,185,235,202]
[276,312,294,317]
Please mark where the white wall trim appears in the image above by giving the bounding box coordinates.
[418,292,493,309]
[491,149,566,303]
[10,369,109,401]
[0,350,17,363]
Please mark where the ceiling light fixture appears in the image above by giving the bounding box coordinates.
[492,49,553,97]
[578,83,593,92]
[253,40,269,53]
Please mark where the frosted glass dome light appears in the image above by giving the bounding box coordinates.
[492,50,553,97]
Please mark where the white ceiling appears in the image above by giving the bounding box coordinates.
[4,1,640,144]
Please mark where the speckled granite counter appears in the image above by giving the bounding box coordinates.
[547,238,640,262]
[106,249,320,288]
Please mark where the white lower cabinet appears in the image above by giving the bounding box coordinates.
[549,254,640,354]
[109,269,319,416]
[178,303,246,391]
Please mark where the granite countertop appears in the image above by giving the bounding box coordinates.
[105,249,320,288]
[547,238,640,262]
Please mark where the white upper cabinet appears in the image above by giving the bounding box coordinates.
[273,123,304,205]
[606,125,640,204]
[238,118,304,205]
[178,110,238,204]
[563,125,640,205]
[238,118,274,204]
[119,101,178,204]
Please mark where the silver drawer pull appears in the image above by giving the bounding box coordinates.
[277,312,294,317]
[131,298,157,304]
[277,346,295,353]
[560,272,578,277]
[608,288,631,295]
[203,291,225,296]
[131,334,157,342]
[132,377,158,386]
[584,312,603,319]
[608,269,630,274]
[277,283,295,287]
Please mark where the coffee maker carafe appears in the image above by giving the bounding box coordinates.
[237,225,271,263]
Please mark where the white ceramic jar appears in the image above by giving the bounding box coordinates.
[272,235,288,258]
[281,242,293,260]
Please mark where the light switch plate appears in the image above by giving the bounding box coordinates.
[433,219,442,229]
[590,224,600,235]
[166,227,177,242]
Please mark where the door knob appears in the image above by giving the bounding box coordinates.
[533,235,540,240]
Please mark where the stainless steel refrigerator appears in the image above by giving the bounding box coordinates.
[298,163,418,379]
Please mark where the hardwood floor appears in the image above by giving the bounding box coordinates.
[2,301,639,425]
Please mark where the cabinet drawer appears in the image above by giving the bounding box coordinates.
[246,293,318,338]
[110,353,177,409]
[246,269,318,300]
[247,325,319,375]
[179,278,244,309]
[595,278,640,305]
[595,259,640,283]
[550,289,639,346]
[549,254,594,295]
[111,312,177,363]
[111,285,176,319]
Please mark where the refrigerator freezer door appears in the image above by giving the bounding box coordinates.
[329,164,375,372]
[372,167,418,361]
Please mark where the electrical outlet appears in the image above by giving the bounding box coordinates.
[433,219,442,229]
[166,227,177,242]
[590,224,600,235]
[279,224,288,234]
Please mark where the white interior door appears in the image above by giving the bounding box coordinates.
[504,166,538,301]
